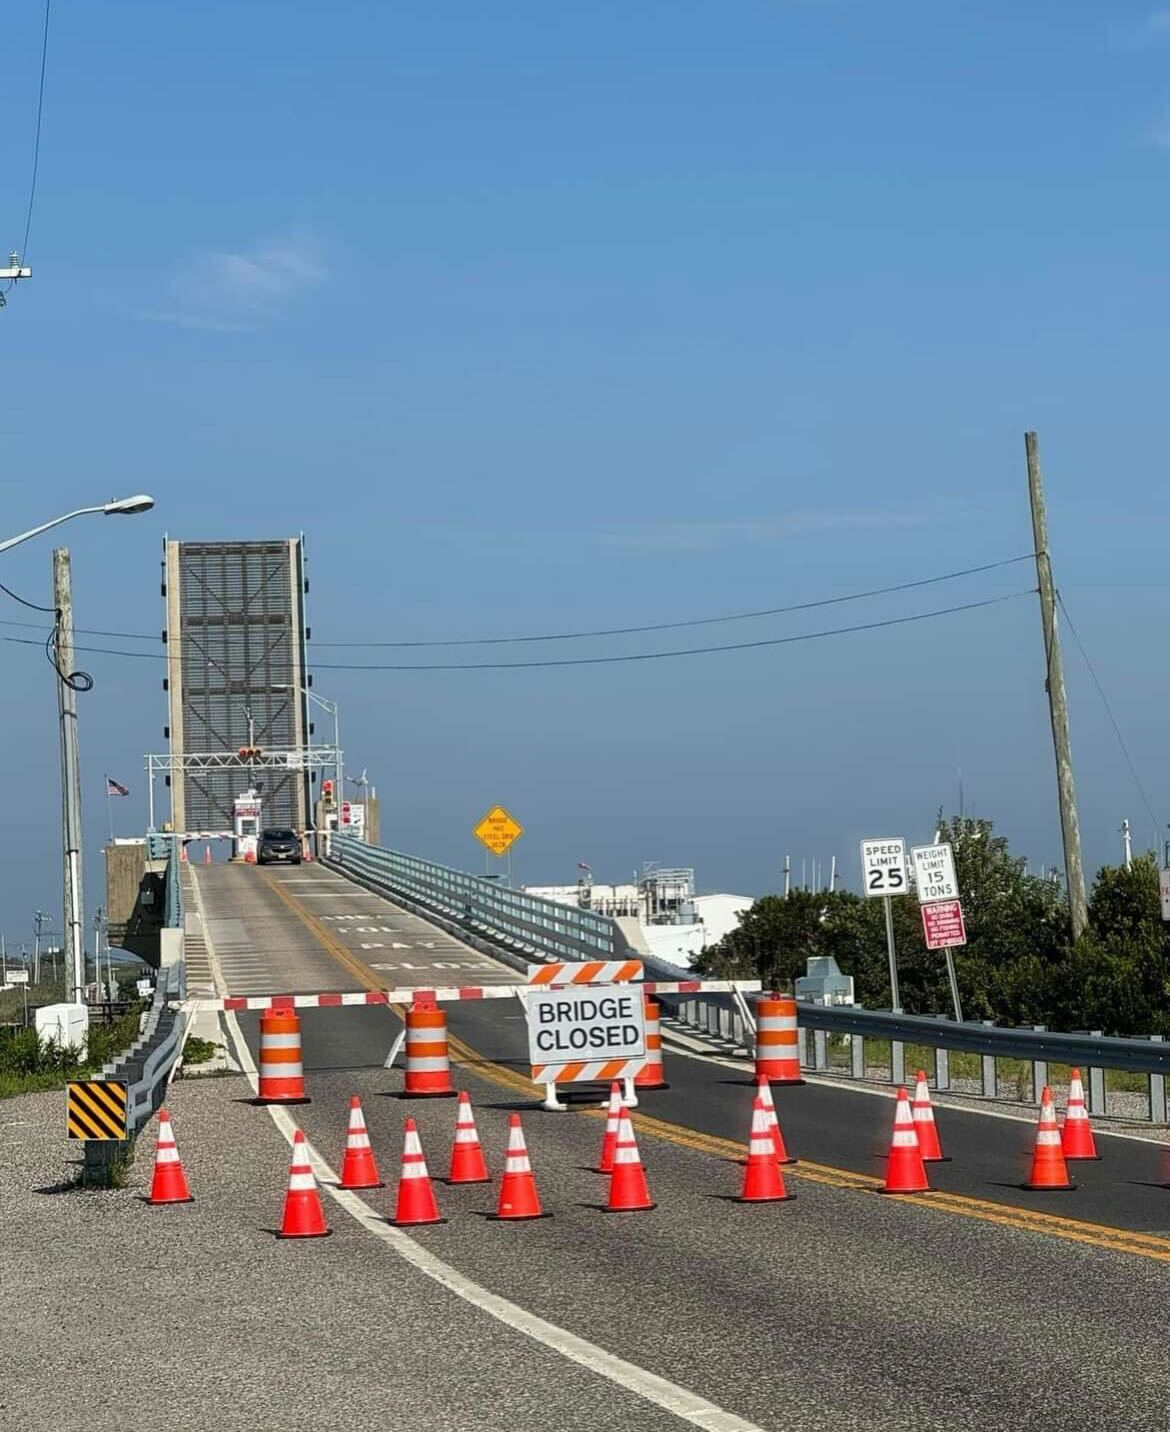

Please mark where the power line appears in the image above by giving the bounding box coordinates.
[0,590,1033,670]
[310,591,1034,670]
[4,0,51,299]
[0,551,1035,648]
[0,580,55,613]
[312,553,1036,648]
[1056,591,1161,849]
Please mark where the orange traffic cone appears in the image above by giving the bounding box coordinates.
[1061,1069,1100,1161]
[277,1130,331,1238]
[147,1108,193,1205]
[758,1074,796,1165]
[607,1106,655,1213]
[738,1094,795,1203]
[879,1087,931,1194]
[595,1081,622,1173]
[447,1091,491,1184]
[911,1069,948,1162]
[493,1113,546,1220]
[1023,1086,1075,1190]
[203,843,212,864]
[338,1095,383,1189]
[392,1117,444,1225]
[180,843,189,864]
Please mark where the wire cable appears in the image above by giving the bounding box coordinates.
[310,553,1037,648]
[1056,591,1161,848]
[4,0,52,298]
[0,590,1033,670]
[0,551,1035,647]
[0,580,55,613]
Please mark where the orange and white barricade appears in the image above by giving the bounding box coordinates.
[754,994,805,1085]
[402,998,456,1098]
[633,996,668,1090]
[256,1009,309,1104]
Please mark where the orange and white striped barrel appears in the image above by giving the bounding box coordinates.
[402,1002,456,1098]
[755,994,805,1085]
[634,996,669,1089]
[256,1010,310,1104]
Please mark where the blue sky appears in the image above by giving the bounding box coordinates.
[3,1,1170,949]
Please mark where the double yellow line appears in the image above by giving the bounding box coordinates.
[264,870,1170,1265]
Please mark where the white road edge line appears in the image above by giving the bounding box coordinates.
[204,896,761,1432]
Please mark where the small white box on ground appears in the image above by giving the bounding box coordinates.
[35,1002,89,1059]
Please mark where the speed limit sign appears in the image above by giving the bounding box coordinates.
[860,838,909,898]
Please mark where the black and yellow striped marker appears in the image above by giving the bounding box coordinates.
[66,1081,128,1140]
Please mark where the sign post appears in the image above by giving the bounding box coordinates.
[913,844,965,1023]
[1160,868,1170,924]
[861,838,909,1013]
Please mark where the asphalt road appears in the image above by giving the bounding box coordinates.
[195,862,1170,1429]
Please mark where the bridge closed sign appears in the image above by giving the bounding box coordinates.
[526,985,646,1085]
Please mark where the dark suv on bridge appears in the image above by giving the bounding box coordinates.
[257,828,302,865]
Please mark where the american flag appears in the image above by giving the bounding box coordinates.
[106,776,130,797]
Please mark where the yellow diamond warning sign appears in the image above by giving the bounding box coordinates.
[474,805,524,857]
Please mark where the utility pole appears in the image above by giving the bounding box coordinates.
[1025,432,1088,941]
[53,548,86,1002]
[783,855,791,898]
[1121,819,1133,871]
[33,909,47,984]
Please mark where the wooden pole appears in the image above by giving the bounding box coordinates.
[1025,432,1088,940]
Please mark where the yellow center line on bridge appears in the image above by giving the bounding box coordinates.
[264,871,1170,1265]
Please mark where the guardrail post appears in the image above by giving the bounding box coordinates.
[1031,1026,1047,1103]
[813,1028,828,1071]
[705,999,718,1037]
[1088,1033,1106,1116]
[981,1021,997,1098]
[1150,1035,1166,1124]
[850,1033,865,1080]
[719,1005,732,1042]
[935,1046,950,1090]
[891,1039,905,1087]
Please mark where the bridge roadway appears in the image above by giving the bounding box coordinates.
[192,863,1170,1430]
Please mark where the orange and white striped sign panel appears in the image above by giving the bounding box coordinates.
[527,960,643,985]
[526,984,647,1085]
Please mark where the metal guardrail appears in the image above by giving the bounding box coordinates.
[326,834,625,966]
[662,992,1170,1124]
[102,961,188,1135]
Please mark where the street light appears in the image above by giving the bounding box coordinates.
[0,495,155,556]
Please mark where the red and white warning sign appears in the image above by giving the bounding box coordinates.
[921,899,967,951]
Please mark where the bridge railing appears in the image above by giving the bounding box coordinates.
[662,992,1170,1124]
[326,834,624,967]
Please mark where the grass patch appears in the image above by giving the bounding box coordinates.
[181,1035,219,1066]
[0,1003,145,1099]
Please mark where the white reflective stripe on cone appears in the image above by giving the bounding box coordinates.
[261,1062,303,1077]
[288,1172,316,1191]
[404,1056,449,1073]
[260,1032,303,1050]
[157,1146,179,1164]
[504,1155,532,1173]
[401,1163,429,1180]
[1037,1130,1062,1145]
[455,1128,478,1144]
[406,1028,447,1044]
[891,1130,918,1147]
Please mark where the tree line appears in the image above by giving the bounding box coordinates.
[692,816,1170,1036]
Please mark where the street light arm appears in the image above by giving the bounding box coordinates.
[0,505,103,556]
[0,495,155,556]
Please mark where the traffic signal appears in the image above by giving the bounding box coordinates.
[237,746,263,761]
[322,779,335,805]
